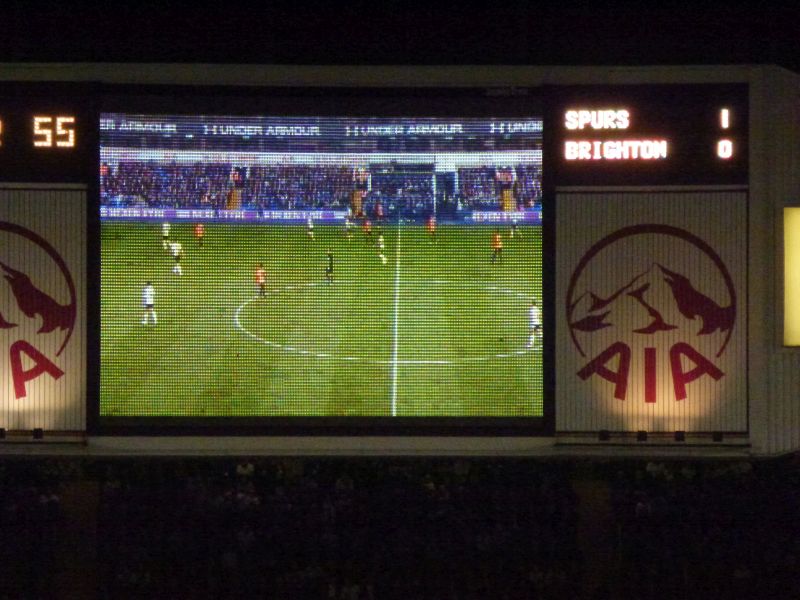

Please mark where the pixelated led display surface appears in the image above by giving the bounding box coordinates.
[32,115,76,148]
[554,85,748,186]
[99,113,543,418]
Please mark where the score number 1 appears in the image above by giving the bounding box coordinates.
[717,108,733,159]
[33,116,76,148]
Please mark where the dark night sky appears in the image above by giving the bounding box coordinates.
[2,3,800,73]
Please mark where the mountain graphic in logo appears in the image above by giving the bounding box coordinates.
[569,262,734,337]
[565,224,737,362]
[0,260,75,337]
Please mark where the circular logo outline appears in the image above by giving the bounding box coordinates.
[0,220,77,356]
[565,224,736,359]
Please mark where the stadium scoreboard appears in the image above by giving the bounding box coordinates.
[551,84,747,186]
[0,83,748,186]
[0,81,748,435]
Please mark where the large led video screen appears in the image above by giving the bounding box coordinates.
[99,112,543,419]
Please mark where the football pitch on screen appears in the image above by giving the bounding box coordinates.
[100,222,543,417]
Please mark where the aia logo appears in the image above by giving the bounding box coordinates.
[566,225,735,403]
[0,221,76,399]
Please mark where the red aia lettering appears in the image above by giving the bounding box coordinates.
[644,347,657,403]
[577,341,631,400]
[9,340,64,399]
[580,342,725,403]
[669,342,724,401]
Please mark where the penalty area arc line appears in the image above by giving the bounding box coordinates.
[233,281,534,365]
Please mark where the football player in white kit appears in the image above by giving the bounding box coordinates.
[377,233,387,265]
[141,282,157,325]
[344,215,353,240]
[170,240,183,275]
[162,222,171,249]
[528,300,541,348]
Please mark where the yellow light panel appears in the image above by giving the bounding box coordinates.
[784,208,800,345]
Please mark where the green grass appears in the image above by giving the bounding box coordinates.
[100,222,543,417]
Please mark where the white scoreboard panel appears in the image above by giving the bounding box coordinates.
[0,186,86,432]
[556,191,747,434]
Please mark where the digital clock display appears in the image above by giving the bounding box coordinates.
[0,82,94,184]
[32,115,77,148]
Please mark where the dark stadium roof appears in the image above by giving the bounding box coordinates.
[2,4,800,73]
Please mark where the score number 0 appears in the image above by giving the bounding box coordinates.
[33,116,76,148]
[717,108,733,159]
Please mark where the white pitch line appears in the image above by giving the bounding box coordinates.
[397,359,452,365]
[391,223,401,416]
[234,282,534,365]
